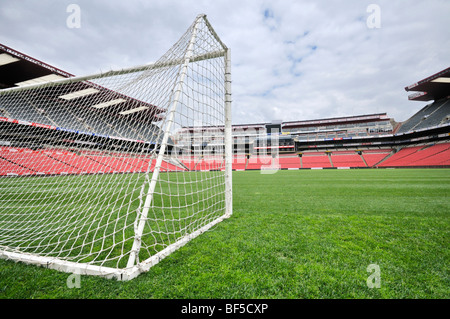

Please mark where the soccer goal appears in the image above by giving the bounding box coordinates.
[0,14,232,280]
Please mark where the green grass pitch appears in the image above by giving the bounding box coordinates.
[0,168,448,298]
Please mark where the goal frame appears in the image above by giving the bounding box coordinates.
[0,14,232,281]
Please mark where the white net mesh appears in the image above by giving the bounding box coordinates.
[0,14,231,280]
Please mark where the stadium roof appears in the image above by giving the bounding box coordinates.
[0,43,73,89]
[405,67,450,102]
[282,113,390,128]
[0,43,163,121]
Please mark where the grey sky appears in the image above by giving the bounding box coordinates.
[1,0,449,124]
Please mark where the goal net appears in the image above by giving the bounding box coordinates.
[0,14,232,280]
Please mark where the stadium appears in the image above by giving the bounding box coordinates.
[2,39,448,175]
[0,12,448,302]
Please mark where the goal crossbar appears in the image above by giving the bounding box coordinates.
[0,50,227,96]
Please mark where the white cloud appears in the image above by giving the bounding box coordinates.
[0,0,448,124]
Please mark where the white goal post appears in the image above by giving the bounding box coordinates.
[0,14,232,280]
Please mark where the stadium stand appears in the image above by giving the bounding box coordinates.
[0,43,449,174]
[0,147,80,175]
[48,151,112,174]
[246,155,274,170]
[177,155,223,171]
[301,153,333,169]
[0,156,34,176]
[360,149,392,167]
[408,143,450,166]
[84,155,141,173]
[378,143,450,167]
[118,156,152,173]
[232,155,247,170]
[0,43,163,144]
[278,155,302,169]
[396,98,450,134]
[0,145,189,175]
[330,151,366,168]
[180,156,199,170]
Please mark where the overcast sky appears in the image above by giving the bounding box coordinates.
[1,0,449,124]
